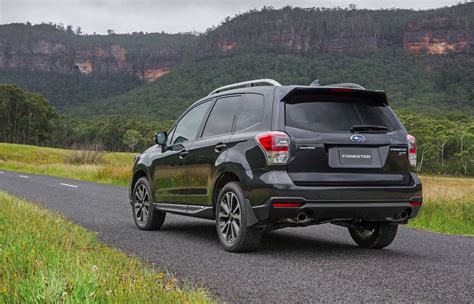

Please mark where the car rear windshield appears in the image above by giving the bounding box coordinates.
[285,94,400,133]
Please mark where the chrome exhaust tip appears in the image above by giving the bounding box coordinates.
[296,212,309,223]
[399,211,409,220]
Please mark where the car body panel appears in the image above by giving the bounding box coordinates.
[184,134,232,206]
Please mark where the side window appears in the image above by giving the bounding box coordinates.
[172,101,211,144]
[202,96,241,138]
[235,94,264,131]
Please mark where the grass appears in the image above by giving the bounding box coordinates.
[408,176,473,236]
[0,192,212,303]
[0,143,133,186]
[0,143,472,236]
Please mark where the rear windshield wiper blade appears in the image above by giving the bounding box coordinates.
[350,125,389,133]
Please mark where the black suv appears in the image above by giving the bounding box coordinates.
[129,79,422,252]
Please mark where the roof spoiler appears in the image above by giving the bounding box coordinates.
[309,80,366,90]
[282,86,389,105]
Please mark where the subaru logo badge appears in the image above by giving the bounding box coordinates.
[351,134,366,143]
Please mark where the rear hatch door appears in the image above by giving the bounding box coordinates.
[283,88,411,186]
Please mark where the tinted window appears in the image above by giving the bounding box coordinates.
[172,101,211,144]
[235,94,264,131]
[202,96,241,137]
[285,97,399,133]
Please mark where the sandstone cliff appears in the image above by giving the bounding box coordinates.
[0,3,472,80]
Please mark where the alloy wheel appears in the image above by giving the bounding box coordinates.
[134,184,150,224]
[218,192,241,243]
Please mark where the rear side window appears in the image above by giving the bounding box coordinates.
[202,96,241,137]
[285,94,400,132]
[235,94,264,131]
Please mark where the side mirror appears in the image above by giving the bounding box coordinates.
[154,131,167,146]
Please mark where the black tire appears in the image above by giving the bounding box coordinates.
[215,182,263,252]
[132,177,166,230]
[349,222,398,249]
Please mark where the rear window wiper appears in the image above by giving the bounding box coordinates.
[350,125,389,133]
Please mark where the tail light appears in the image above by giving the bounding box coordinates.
[407,134,417,167]
[256,131,290,165]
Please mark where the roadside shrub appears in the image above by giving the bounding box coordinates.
[64,143,104,165]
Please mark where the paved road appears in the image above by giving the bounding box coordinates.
[1,169,473,303]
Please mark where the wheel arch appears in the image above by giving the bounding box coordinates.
[129,166,151,204]
[212,170,258,227]
[212,171,240,210]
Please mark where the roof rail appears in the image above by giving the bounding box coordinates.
[208,79,281,96]
[324,82,365,90]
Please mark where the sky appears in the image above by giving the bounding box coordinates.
[0,0,466,34]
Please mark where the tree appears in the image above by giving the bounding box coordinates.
[107,29,115,35]
[0,84,56,145]
[123,129,142,152]
[75,26,82,35]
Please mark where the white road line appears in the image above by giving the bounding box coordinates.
[0,171,4,174]
[19,175,30,178]
[60,183,78,188]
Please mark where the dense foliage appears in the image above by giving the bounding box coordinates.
[51,116,173,152]
[398,111,473,175]
[0,84,171,151]
[0,69,143,108]
[0,84,56,144]
[72,50,473,119]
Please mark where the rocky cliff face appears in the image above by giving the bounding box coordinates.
[204,4,472,56]
[210,27,472,56]
[404,30,472,55]
[0,3,472,80]
[0,39,175,81]
[403,16,472,55]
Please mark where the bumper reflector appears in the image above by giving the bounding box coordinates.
[409,201,422,207]
[272,202,304,208]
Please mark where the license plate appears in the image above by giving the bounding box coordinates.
[339,149,373,165]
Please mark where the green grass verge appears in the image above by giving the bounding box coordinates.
[0,143,132,186]
[0,143,472,236]
[408,176,473,236]
[0,192,212,303]
[408,199,473,235]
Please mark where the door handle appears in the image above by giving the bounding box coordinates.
[215,143,227,152]
[179,150,189,159]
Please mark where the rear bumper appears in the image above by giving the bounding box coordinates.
[242,170,422,223]
[253,200,421,223]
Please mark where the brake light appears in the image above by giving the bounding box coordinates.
[407,134,417,167]
[410,201,422,207]
[272,202,303,208]
[256,131,290,165]
[329,88,353,92]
